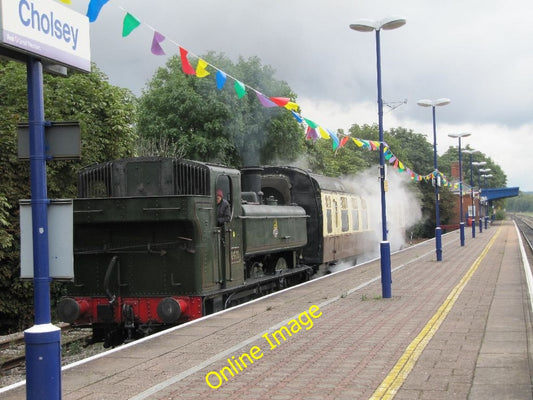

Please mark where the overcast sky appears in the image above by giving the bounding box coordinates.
[68,0,533,191]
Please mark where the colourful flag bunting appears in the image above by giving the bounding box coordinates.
[179,47,196,75]
[255,91,277,107]
[306,126,319,141]
[340,137,349,148]
[122,13,141,37]
[318,127,330,140]
[291,111,303,123]
[304,118,318,129]
[196,59,210,78]
[270,97,290,107]
[216,70,227,89]
[234,81,246,98]
[151,32,165,55]
[352,138,364,147]
[86,0,109,22]
[284,102,299,111]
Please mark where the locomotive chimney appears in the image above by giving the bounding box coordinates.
[241,166,264,203]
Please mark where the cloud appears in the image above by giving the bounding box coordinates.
[69,0,533,191]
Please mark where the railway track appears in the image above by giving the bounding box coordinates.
[0,325,93,376]
[512,214,533,255]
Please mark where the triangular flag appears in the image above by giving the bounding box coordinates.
[234,81,246,98]
[87,0,109,23]
[216,70,227,89]
[304,118,318,129]
[283,102,299,112]
[318,127,330,140]
[328,129,339,150]
[339,137,349,148]
[151,32,165,56]
[255,92,277,107]
[196,59,210,78]
[306,126,319,141]
[270,97,290,107]
[122,13,141,37]
[291,111,303,123]
[179,47,196,75]
[352,138,364,147]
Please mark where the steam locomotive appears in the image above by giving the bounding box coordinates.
[57,157,372,346]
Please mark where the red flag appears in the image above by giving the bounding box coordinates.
[269,97,290,107]
[179,47,196,75]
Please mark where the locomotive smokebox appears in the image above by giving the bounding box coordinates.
[241,166,264,203]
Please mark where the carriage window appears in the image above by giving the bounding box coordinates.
[351,197,359,231]
[341,196,349,232]
[361,198,368,230]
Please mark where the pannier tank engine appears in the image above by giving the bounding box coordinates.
[57,158,312,346]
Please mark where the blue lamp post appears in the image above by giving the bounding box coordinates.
[482,173,493,228]
[350,17,406,298]
[471,161,486,234]
[448,133,470,246]
[417,98,451,261]
[463,149,478,238]
[477,167,490,233]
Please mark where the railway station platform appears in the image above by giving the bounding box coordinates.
[3,219,532,399]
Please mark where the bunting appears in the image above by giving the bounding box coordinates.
[86,0,109,22]
[179,47,196,75]
[196,59,210,78]
[79,2,454,187]
[151,32,165,56]
[122,13,141,37]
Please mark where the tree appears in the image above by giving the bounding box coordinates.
[137,53,306,168]
[0,60,137,333]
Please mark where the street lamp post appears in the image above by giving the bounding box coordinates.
[417,98,451,261]
[481,173,493,229]
[463,150,478,238]
[448,133,471,246]
[350,17,406,298]
[472,161,487,233]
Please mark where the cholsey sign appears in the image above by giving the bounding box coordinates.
[0,0,90,71]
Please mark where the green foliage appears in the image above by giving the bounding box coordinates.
[506,192,533,212]
[0,60,137,333]
[137,53,305,168]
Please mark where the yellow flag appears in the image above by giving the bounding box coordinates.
[283,101,299,111]
[59,0,71,3]
[318,127,330,139]
[196,59,210,78]
[352,138,364,147]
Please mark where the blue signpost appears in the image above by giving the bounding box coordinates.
[0,0,90,397]
[23,56,62,399]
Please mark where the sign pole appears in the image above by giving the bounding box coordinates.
[24,56,62,400]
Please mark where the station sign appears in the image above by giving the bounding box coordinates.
[0,0,90,71]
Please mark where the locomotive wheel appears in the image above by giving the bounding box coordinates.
[274,256,288,273]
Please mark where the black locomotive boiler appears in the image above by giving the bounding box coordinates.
[57,157,372,346]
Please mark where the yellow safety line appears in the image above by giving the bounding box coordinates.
[370,227,502,400]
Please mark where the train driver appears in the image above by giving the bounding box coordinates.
[216,189,231,226]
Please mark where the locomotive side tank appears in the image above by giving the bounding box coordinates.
[57,157,311,346]
[242,166,373,270]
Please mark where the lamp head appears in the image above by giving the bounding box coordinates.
[417,98,451,107]
[448,133,471,139]
[350,17,406,32]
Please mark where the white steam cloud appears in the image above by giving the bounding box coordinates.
[341,167,423,265]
